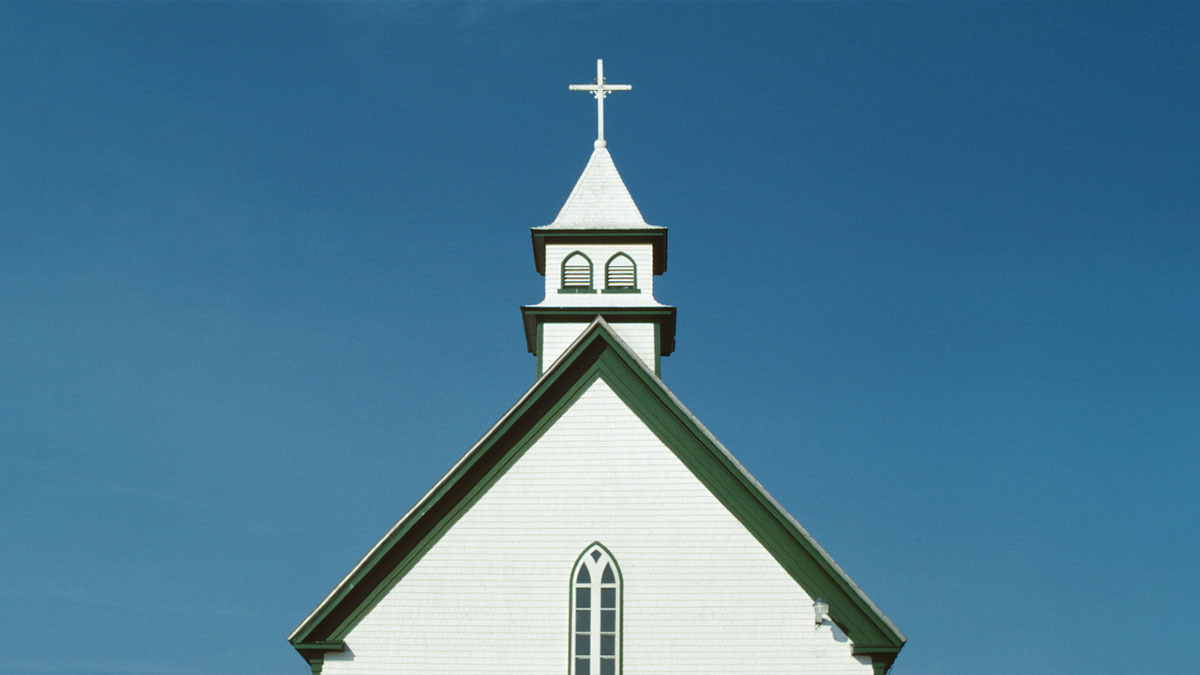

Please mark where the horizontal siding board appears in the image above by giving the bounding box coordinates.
[543,244,655,306]
[295,322,901,674]
[324,379,874,675]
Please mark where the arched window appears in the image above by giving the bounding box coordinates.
[603,253,637,292]
[571,543,621,675]
[560,251,594,292]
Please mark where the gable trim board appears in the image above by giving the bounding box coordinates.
[289,317,905,672]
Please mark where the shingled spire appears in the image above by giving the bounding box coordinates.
[546,146,651,229]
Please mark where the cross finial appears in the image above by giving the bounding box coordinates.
[569,59,631,148]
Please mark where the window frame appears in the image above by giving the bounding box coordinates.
[569,542,622,675]
[602,252,639,294]
[559,251,597,294]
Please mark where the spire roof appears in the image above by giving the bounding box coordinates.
[538,144,661,230]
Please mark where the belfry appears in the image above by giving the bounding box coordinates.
[524,60,673,376]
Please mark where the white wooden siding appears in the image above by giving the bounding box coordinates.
[609,323,655,371]
[541,244,656,307]
[322,380,874,675]
[541,323,591,373]
[541,322,656,373]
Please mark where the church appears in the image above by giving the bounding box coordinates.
[288,60,905,675]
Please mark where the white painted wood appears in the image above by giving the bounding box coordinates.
[541,323,590,371]
[322,380,875,675]
[609,323,656,370]
[540,244,657,306]
[541,322,656,373]
[568,59,631,143]
[543,147,653,229]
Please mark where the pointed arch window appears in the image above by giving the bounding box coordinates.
[560,251,595,293]
[603,253,638,293]
[571,543,621,675]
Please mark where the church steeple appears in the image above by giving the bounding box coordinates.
[521,60,675,378]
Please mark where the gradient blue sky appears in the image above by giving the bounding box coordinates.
[2,3,1197,674]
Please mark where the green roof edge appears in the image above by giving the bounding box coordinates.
[519,305,676,356]
[288,317,904,670]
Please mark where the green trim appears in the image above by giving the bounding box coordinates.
[290,319,903,662]
[291,641,342,673]
[854,645,902,674]
[559,250,594,292]
[289,638,343,672]
[653,323,661,377]
[293,642,345,651]
[532,229,667,276]
[519,306,676,356]
[568,542,624,675]
[291,334,616,649]
[588,339,903,650]
[536,323,544,378]
[603,252,639,292]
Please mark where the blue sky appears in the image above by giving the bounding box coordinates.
[2,2,1197,673]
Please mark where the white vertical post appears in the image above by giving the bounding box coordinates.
[596,59,605,141]
[569,59,632,146]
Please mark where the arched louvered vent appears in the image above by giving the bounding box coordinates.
[561,251,594,291]
[604,253,636,290]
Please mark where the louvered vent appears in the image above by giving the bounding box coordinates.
[561,252,593,289]
[605,254,636,289]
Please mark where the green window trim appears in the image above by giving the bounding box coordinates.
[560,251,594,292]
[531,229,668,276]
[570,542,623,675]
[603,252,638,291]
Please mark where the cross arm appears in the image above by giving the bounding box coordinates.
[568,84,632,92]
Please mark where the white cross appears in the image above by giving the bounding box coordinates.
[569,59,631,146]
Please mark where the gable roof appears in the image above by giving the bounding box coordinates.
[289,318,905,671]
[537,146,662,230]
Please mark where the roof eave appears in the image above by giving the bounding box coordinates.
[519,305,676,356]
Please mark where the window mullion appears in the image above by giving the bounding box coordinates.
[590,570,601,675]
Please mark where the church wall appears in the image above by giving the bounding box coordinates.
[321,379,874,675]
[542,243,656,305]
[609,322,656,370]
[542,322,656,373]
[541,323,591,372]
